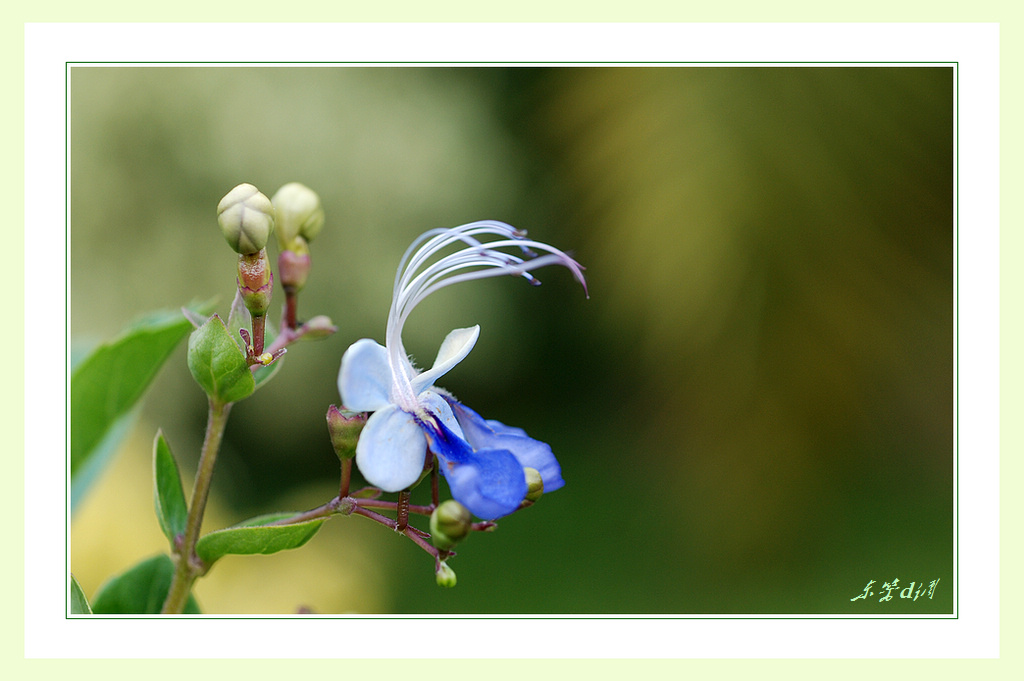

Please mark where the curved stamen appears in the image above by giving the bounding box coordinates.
[384,221,587,411]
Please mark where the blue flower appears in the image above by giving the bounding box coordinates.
[338,221,585,519]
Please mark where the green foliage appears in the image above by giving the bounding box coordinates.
[70,302,213,512]
[195,513,325,566]
[91,554,201,614]
[69,574,92,614]
[153,431,188,547]
[186,314,255,404]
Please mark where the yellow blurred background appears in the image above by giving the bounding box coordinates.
[70,66,953,613]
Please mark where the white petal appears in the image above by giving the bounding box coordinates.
[338,339,393,412]
[410,326,479,394]
[354,405,427,492]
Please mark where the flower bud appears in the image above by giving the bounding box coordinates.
[218,183,275,254]
[237,250,273,318]
[299,315,337,340]
[327,405,366,460]
[524,467,544,503]
[435,561,457,588]
[272,182,324,250]
[430,499,472,551]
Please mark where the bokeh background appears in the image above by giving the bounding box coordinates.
[69,66,953,614]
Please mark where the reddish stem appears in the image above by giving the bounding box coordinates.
[283,290,298,330]
[339,458,352,498]
[251,314,266,356]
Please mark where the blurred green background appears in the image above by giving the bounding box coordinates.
[69,66,953,614]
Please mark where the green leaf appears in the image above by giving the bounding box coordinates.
[181,306,212,329]
[153,431,188,546]
[195,513,325,566]
[186,314,255,404]
[227,290,284,392]
[70,302,213,493]
[70,406,138,515]
[91,554,201,614]
[69,574,92,614]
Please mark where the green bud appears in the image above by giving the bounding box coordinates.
[218,183,275,254]
[237,250,273,318]
[430,499,472,551]
[326,405,366,460]
[435,561,457,588]
[299,315,337,340]
[524,467,544,503]
[272,182,324,250]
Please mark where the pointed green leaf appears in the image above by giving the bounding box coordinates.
[71,406,138,515]
[91,554,201,614]
[186,314,255,404]
[181,306,212,329]
[195,513,325,566]
[70,302,214,491]
[69,574,92,614]
[153,431,188,546]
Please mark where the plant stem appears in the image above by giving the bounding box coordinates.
[339,458,352,498]
[264,496,350,526]
[357,498,435,516]
[251,314,266,356]
[283,289,298,330]
[161,398,232,614]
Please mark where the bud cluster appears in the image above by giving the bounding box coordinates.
[215,182,333,357]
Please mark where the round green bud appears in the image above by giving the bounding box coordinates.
[326,405,366,460]
[524,467,544,503]
[218,183,275,254]
[435,561,457,588]
[430,499,472,551]
[272,182,324,249]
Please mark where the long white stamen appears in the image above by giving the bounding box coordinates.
[385,221,587,411]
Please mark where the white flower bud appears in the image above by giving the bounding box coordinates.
[218,183,275,254]
[272,182,324,249]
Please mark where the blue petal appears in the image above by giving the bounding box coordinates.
[355,404,428,492]
[422,419,528,520]
[446,400,565,493]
